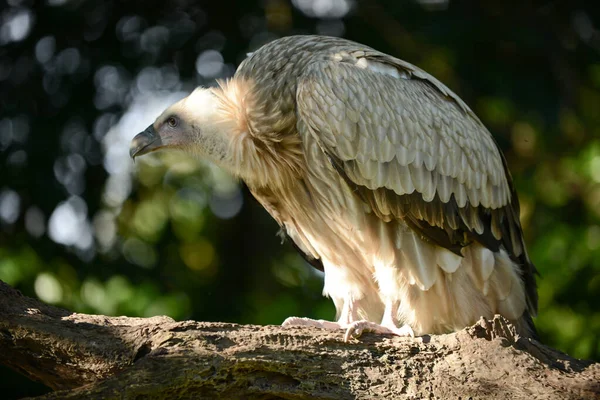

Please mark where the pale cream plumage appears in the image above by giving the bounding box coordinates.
[130,35,538,339]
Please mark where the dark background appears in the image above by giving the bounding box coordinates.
[1,0,599,397]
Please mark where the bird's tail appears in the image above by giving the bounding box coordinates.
[516,310,539,340]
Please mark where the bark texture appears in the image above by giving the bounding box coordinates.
[0,280,598,399]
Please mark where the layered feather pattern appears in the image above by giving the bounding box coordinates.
[231,35,537,336]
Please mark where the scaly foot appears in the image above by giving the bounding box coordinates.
[343,320,414,342]
[282,317,414,342]
[281,316,342,330]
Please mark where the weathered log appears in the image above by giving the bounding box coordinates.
[0,280,598,399]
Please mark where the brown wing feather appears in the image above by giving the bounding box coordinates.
[296,52,538,316]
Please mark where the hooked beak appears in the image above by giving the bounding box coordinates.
[130,125,162,159]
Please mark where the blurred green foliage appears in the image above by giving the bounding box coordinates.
[0,0,599,397]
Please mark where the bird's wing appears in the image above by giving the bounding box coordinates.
[250,186,324,272]
[295,51,537,314]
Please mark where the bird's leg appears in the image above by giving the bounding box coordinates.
[343,299,414,341]
[281,296,358,331]
[282,297,415,341]
[337,295,359,325]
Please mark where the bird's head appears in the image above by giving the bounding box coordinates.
[130,87,236,167]
[130,82,304,189]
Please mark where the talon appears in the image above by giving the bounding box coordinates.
[396,324,415,338]
[343,326,357,342]
[344,331,351,342]
[343,320,380,341]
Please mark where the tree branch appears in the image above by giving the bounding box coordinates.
[0,280,598,399]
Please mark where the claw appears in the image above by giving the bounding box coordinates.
[394,324,415,338]
[282,316,415,342]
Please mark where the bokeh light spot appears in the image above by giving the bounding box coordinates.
[35,36,56,64]
[123,237,157,268]
[511,122,537,157]
[195,50,224,78]
[25,206,46,238]
[0,8,34,44]
[81,278,107,312]
[292,0,354,18]
[0,188,20,224]
[180,239,215,272]
[48,196,93,251]
[34,272,63,304]
[133,197,168,241]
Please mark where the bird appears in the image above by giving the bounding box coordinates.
[130,35,538,341]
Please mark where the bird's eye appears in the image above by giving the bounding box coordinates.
[167,117,178,128]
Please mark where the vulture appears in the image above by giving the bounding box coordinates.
[130,35,538,340]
